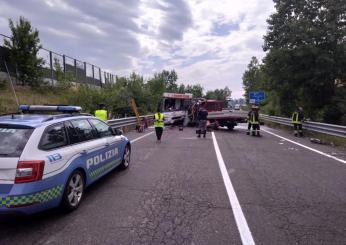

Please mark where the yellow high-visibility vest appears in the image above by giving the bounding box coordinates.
[249,112,259,124]
[95,109,108,121]
[292,112,301,124]
[154,113,164,128]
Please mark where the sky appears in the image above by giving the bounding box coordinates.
[0,0,275,98]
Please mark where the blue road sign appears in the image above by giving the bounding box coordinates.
[249,91,265,104]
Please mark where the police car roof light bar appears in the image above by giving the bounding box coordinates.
[19,105,82,113]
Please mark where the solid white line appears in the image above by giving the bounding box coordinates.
[261,129,346,165]
[130,131,154,143]
[211,132,256,245]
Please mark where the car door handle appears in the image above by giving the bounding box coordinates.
[80,150,88,155]
[105,143,110,147]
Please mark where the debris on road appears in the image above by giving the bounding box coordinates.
[310,138,335,146]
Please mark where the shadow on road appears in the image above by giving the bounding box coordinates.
[0,165,127,227]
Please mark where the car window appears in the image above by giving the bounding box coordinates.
[40,123,68,150]
[65,121,80,144]
[71,119,97,142]
[89,119,113,138]
[0,127,34,157]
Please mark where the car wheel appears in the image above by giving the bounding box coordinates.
[120,145,131,170]
[61,170,85,212]
[227,125,234,130]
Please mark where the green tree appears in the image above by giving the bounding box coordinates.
[4,16,44,86]
[178,84,185,93]
[205,86,231,102]
[260,0,346,121]
[185,84,203,98]
[242,57,265,103]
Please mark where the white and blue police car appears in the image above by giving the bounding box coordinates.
[0,105,131,214]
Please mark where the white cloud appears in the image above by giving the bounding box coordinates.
[0,0,275,98]
[133,0,275,98]
[46,27,78,39]
[76,22,108,37]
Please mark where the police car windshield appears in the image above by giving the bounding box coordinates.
[0,128,34,157]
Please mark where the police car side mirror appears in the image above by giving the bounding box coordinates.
[112,128,123,136]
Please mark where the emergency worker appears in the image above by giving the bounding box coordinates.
[95,103,108,121]
[247,105,260,136]
[292,107,304,137]
[197,105,208,138]
[154,108,165,143]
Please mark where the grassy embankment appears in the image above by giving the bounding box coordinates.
[0,84,71,114]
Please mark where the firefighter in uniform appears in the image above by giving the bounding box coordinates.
[95,103,108,121]
[292,107,304,137]
[197,105,208,138]
[247,105,260,136]
[154,108,165,143]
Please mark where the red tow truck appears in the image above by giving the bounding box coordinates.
[188,99,247,130]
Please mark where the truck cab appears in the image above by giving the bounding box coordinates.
[161,93,193,125]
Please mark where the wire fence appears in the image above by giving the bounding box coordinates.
[0,33,116,87]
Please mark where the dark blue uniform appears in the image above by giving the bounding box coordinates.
[197,108,208,138]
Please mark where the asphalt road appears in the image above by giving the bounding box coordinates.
[0,124,345,245]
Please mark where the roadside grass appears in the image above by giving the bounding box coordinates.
[0,83,70,114]
[262,119,346,148]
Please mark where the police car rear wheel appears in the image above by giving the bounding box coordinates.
[62,170,85,211]
[120,146,130,169]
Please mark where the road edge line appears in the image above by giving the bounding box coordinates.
[130,131,154,143]
[211,132,256,245]
[261,129,346,165]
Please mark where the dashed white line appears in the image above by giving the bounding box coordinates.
[211,132,256,245]
[130,131,154,143]
[261,129,346,165]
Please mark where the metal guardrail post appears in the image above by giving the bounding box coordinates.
[62,55,66,79]
[83,62,87,84]
[92,65,95,86]
[49,51,53,85]
[99,67,102,87]
[74,59,77,82]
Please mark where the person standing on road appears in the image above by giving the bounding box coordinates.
[292,107,304,137]
[247,105,260,136]
[246,108,252,135]
[95,103,108,121]
[154,108,165,143]
[197,105,208,138]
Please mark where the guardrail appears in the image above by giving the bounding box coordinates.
[107,115,154,129]
[260,114,346,138]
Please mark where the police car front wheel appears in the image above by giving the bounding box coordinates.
[120,145,131,169]
[61,170,85,211]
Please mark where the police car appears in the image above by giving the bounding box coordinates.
[0,105,131,214]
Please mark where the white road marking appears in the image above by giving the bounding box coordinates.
[211,132,256,245]
[130,131,154,143]
[262,129,346,165]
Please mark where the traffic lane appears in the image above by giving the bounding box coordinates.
[215,126,346,244]
[261,123,346,162]
[118,127,241,245]
[124,128,154,141]
[0,127,241,245]
[58,127,241,245]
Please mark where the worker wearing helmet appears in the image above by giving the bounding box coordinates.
[247,105,260,136]
[95,103,108,121]
[291,106,304,137]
